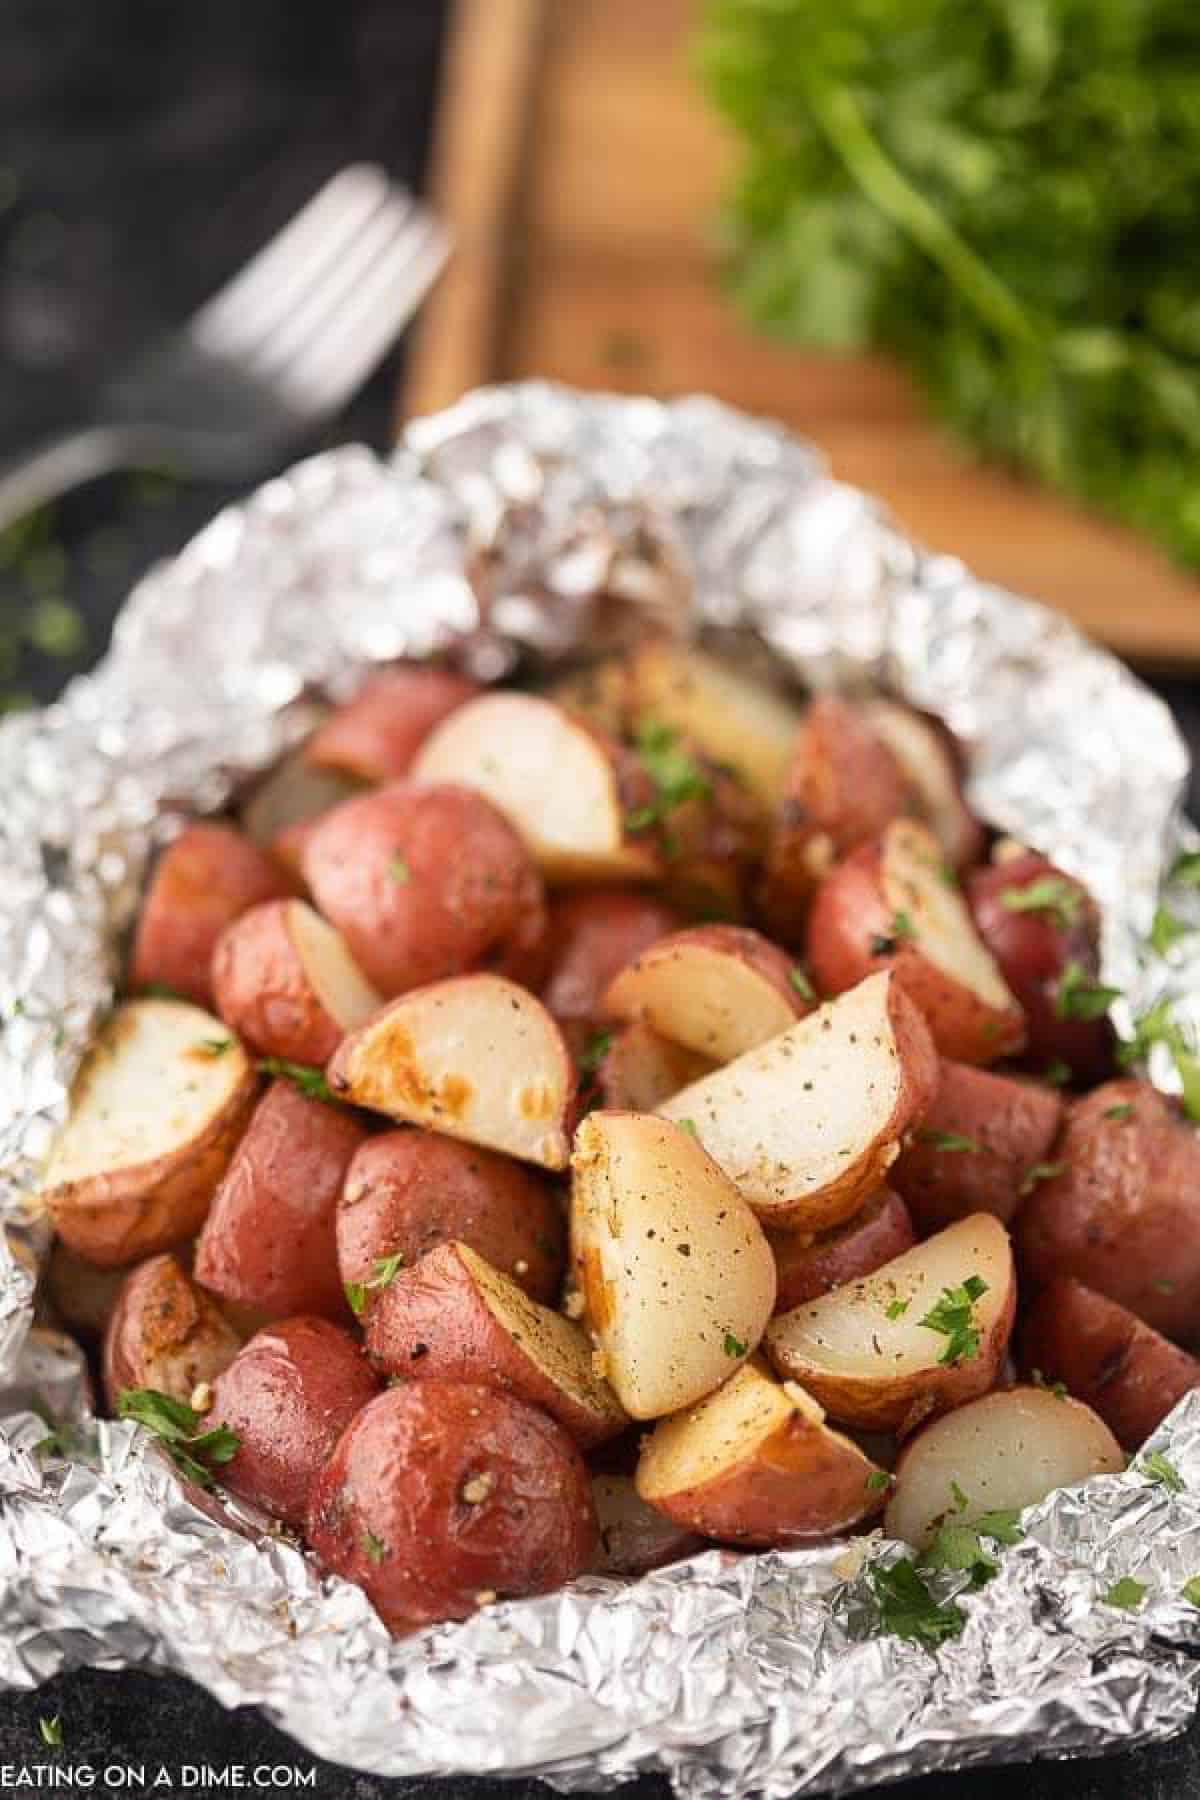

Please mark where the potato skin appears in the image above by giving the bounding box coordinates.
[302,782,547,997]
[805,838,1025,1064]
[130,822,294,1007]
[306,1381,597,1635]
[967,852,1113,1083]
[305,666,481,783]
[209,1316,379,1527]
[336,1129,563,1305]
[194,1081,368,1324]
[540,889,681,1022]
[769,1188,915,1313]
[1015,1078,1200,1341]
[211,899,373,1065]
[891,1060,1063,1231]
[588,1474,703,1575]
[102,1252,242,1409]
[1019,1277,1200,1451]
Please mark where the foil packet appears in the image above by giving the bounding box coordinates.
[1,382,1199,1795]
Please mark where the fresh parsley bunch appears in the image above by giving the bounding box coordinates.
[700,0,1200,566]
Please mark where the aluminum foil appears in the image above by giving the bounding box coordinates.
[1,381,1199,1794]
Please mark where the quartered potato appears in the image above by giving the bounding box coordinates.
[594,1022,714,1112]
[304,664,481,783]
[862,702,985,871]
[102,1251,242,1409]
[602,924,813,1064]
[570,1111,776,1419]
[657,971,938,1232]
[769,1187,916,1312]
[212,898,382,1065]
[42,1000,257,1267]
[891,1059,1064,1231]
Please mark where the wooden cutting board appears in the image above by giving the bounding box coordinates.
[401,0,1200,667]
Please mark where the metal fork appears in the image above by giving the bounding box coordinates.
[0,164,447,529]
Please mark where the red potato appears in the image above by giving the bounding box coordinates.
[589,1474,703,1575]
[365,1241,627,1447]
[337,1129,563,1305]
[602,925,814,1063]
[411,693,661,884]
[211,899,382,1065]
[805,819,1025,1065]
[759,696,913,939]
[268,814,324,882]
[328,975,576,1170]
[194,1080,368,1325]
[1019,1278,1200,1451]
[594,1023,713,1112]
[130,822,294,1007]
[238,746,360,850]
[1015,1078,1200,1341]
[657,970,938,1232]
[862,702,986,871]
[890,1060,1064,1232]
[42,1000,257,1268]
[301,782,548,998]
[636,1358,887,1546]
[102,1253,242,1409]
[209,1316,380,1528]
[305,665,481,783]
[540,889,682,1023]
[306,1381,597,1635]
[885,1385,1123,1549]
[650,759,769,925]
[769,1187,916,1313]
[765,1214,1017,1434]
[967,851,1114,1083]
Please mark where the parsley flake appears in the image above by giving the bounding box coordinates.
[38,1716,63,1750]
[1182,1576,1200,1608]
[998,876,1082,930]
[1055,960,1121,1021]
[885,1297,910,1320]
[865,1470,892,1492]
[1019,1161,1063,1197]
[871,910,916,956]
[723,1332,748,1358]
[578,1029,613,1078]
[867,1558,965,1649]
[194,1037,232,1059]
[917,1129,980,1154]
[1119,999,1200,1122]
[788,965,816,1002]
[1170,851,1200,888]
[1140,1450,1184,1493]
[1103,1103,1135,1122]
[388,855,411,884]
[918,1276,988,1366]
[346,1253,404,1318]
[1043,1060,1072,1087]
[1103,1576,1147,1610]
[257,1057,339,1104]
[626,720,712,836]
[1150,905,1188,955]
[1031,1368,1068,1399]
[361,1529,388,1565]
[117,1388,240,1490]
[677,1117,698,1137]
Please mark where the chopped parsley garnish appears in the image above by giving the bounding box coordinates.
[1055,960,1121,1021]
[143,981,186,1001]
[1150,906,1187,956]
[361,1529,388,1565]
[345,1253,405,1318]
[626,720,712,835]
[1019,1161,1063,1197]
[998,876,1082,930]
[865,1470,892,1492]
[1118,999,1200,1122]
[194,1037,233,1058]
[117,1388,239,1490]
[1140,1450,1184,1493]
[866,1558,966,1648]
[1103,1103,1135,1122]
[1153,1278,1176,1295]
[257,1057,339,1104]
[578,1029,613,1078]
[1102,1576,1147,1610]
[38,1716,63,1750]
[918,1276,988,1366]
[1169,850,1200,888]
[723,1332,748,1358]
[1182,1576,1200,1608]
[950,1479,969,1511]
[885,1297,910,1320]
[923,1510,1023,1586]
[1043,1059,1072,1087]
[917,1130,980,1154]
[677,1117,698,1137]
[388,855,411,884]
[870,910,916,956]
[864,1512,1023,1650]
[788,965,816,1002]
[1031,1368,1068,1399]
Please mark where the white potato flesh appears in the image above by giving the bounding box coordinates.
[410,692,657,882]
[886,1385,1124,1548]
[881,820,1014,1011]
[329,974,573,1169]
[864,702,973,864]
[571,1111,776,1419]
[44,1001,250,1190]
[629,640,799,805]
[288,900,381,1028]
[656,972,912,1224]
[603,938,798,1063]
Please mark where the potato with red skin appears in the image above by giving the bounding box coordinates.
[306,1381,597,1635]
[209,1316,379,1528]
[540,889,681,1023]
[805,819,1025,1064]
[589,1474,703,1575]
[603,924,814,1064]
[337,1128,563,1306]
[967,851,1113,1084]
[304,666,481,783]
[769,1187,915,1313]
[211,899,381,1065]
[1016,1078,1200,1342]
[130,823,294,1006]
[891,1060,1063,1231]
[1019,1278,1200,1450]
[102,1252,242,1410]
[594,1024,712,1112]
[194,1081,368,1326]
[301,782,547,997]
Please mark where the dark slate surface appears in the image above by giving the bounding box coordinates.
[0,2,1198,1793]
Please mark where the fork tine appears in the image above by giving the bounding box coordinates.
[189,164,393,357]
[278,217,449,414]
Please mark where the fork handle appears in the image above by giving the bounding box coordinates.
[0,427,126,532]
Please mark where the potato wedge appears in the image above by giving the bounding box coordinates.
[411,692,659,883]
[656,970,938,1232]
[212,898,382,1064]
[602,925,813,1063]
[304,665,480,782]
[102,1252,242,1410]
[636,1357,887,1546]
[805,819,1025,1064]
[42,1000,257,1268]
[595,1023,713,1112]
[891,1060,1063,1231]
[365,1241,626,1447]
[769,1187,916,1313]
[328,973,576,1170]
[1020,1277,1200,1451]
[541,888,681,1023]
[863,702,985,870]
[570,1111,776,1419]
[765,1214,1016,1432]
[624,638,799,807]
[589,1473,703,1575]
[885,1385,1123,1549]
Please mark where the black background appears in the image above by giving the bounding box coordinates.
[1,1,1199,1793]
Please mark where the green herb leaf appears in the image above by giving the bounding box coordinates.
[1019,1161,1063,1197]
[361,1529,388,1565]
[578,1029,613,1078]
[1103,1103,1135,1122]
[1055,961,1121,1021]
[1170,852,1200,888]
[628,719,712,836]
[345,1282,367,1319]
[950,1479,968,1512]
[1043,1060,1072,1087]
[1182,1576,1200,1607]
[1118,1000,1200,1122]
[194,1037,233,1058]
[867,1558,965,1649]
[117,1388,240,1489]
[865,1469,891,1492]
[1103,1576,1147,1610]
[918,1276,988,1366]
[677,1117,698,1137]
[723,1331,748,1358]
[998,876,1082,930]
[1031,1368,1068,1399]
[885,1297,910,1320]
[917,1130,980,1154]
[1150,906,1188,955]
[38,1716,63,1749]
[788,965,816,1002]
[388,855,411,884]
[257,1057,339,1104]
[1140,1450,1184,1493]
[142,981,186,1001]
